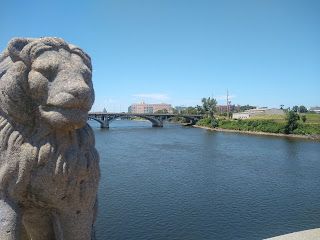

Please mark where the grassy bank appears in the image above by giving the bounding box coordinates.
[249,113,320,125]
[196,114,320,137]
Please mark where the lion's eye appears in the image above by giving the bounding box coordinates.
[82,69,92,82]
[38,65,57,81]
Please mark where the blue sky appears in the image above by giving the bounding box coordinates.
[1,0,319,112]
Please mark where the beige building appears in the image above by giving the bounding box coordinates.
[128,100,172,114]
[233,108,285,119]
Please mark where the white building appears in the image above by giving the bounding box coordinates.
[233,108,285,119]
[309,106,320,114]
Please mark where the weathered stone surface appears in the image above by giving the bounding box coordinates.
[0,37,100,240]
[265,228,320,240]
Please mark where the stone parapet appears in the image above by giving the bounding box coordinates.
[265,228,320,240]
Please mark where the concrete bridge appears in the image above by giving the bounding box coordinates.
[88,112,203,128]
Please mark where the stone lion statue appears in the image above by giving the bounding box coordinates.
[0,37,101,240]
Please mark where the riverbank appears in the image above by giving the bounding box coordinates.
[193,125,320,140]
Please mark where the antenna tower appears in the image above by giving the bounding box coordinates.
[227,89,229,119]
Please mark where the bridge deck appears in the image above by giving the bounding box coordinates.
[88,112,204,128]
[88,112,203,117]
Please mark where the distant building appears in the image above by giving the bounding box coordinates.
[216,104,241,112]
[233,108,285,119]
[309,106,320,114]
[128,100,172,114]
[175,106,187,112]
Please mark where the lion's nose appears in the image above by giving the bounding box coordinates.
[56,77,94,109]
[62,76,92,97]
[67,80,92,98]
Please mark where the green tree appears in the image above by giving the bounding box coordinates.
[196,117,218,128]
[239,105,256,112]
[299,105,308,113]
[181,107,198,115]
[196,105,204,114]
[201,97,217,118]
[280,104,284,109]
[301,115,307,123]
[172,108,179,114]
[292,106,298,112]
[155,109,168,114]
[211,117,219,128]
[285,111,300,133]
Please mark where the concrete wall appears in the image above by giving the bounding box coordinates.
[233,112,250,119]
[263,108,285,115]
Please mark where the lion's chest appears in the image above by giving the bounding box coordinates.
[13,129,100,209]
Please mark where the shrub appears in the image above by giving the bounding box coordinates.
[196,117,214,128]
[285,111,299,134]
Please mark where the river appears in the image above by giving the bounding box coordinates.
[89,120,320,240]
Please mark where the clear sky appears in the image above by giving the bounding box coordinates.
[1,0,319,112]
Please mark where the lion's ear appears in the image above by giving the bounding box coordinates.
[7,38,32,62]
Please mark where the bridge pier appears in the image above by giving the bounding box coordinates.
[100,122,109,128]
[190,119,198,125]
[152,122,163,127]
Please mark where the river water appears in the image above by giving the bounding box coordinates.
[89,120,320,240]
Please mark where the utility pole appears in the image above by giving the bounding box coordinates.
[227,89,229,119]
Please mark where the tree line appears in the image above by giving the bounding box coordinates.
[155,96,318,135]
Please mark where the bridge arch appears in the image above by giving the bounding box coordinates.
[88,114,164,128]
[164,116,201,125]
[134,115,162,127]
[88,116,110,128]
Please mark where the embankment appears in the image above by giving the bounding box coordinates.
[193,125,320,140]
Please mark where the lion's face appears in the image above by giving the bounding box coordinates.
[28,48,94,130]
[0,37,94,131]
